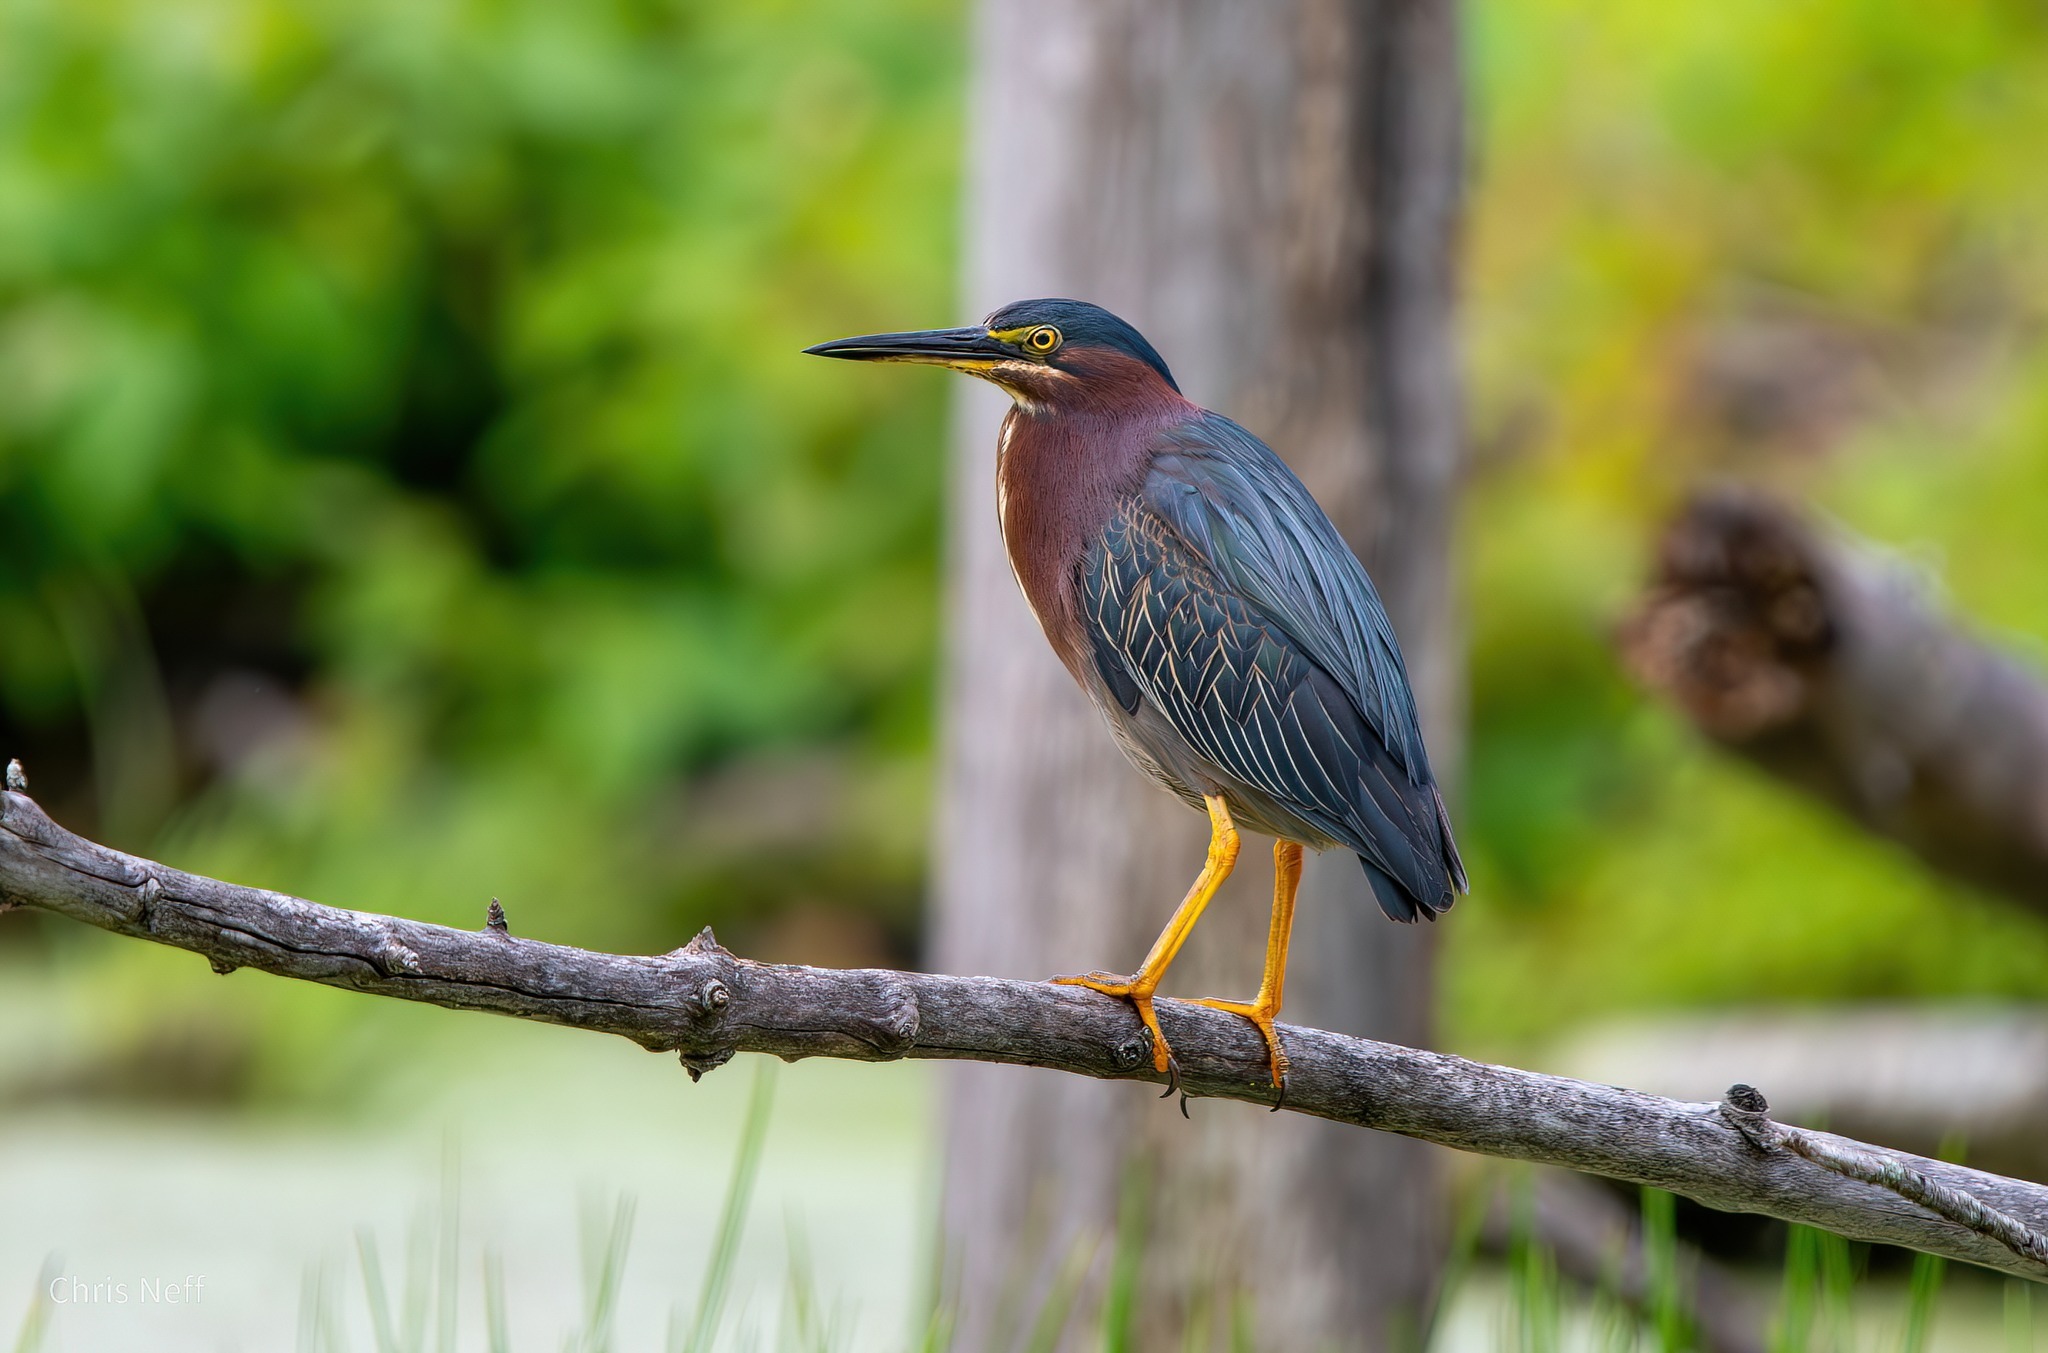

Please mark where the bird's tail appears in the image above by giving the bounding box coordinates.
[1436,784,1469,896]
[1360,785,1466,922]
[1361,856,1448,923]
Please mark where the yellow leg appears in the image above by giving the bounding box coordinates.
[1053,793,1239,1074]
[1188,839,1303,1089]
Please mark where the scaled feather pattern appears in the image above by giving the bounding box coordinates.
[1082,412,1466,921]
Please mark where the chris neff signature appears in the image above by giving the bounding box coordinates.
[46,1274,206,1306]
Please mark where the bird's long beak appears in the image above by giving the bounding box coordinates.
[802,326,1008,370]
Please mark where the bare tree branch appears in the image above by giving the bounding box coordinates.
[1619,487,2048,917]
[4,784,2046,1283]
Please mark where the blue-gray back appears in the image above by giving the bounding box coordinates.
[1079,411,1464,919]
[1147,413,1431,784]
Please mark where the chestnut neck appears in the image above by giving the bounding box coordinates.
[993,348,1195,676]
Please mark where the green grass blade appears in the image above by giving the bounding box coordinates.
[684,1060,778,1353]
[906,1119,955,1353]
[1020,1232,1097,1353]
[11,1258,56,1353]
[1588,1290,1637,1353]
[2007,1280,2035,1353]
[484,1248,512,1353]
[786,1220,815,1353]
[1229,1290,1256,1353]
[1773,1226,1819,1353]
[1817,1231,1855,1353]
[403,1216,433,1353]
[1180,1283,1212,1353]
[438,1138,462,1353]
[786,1215,842,1353]
[1898,1251,1943,1353]
[1099,1165,1148,1353]
[916,1299,957,1353]
[319,1259,349,1353]
[297,1266,317,1353]
[1639,1189,1688,1353]
[1420,1173,1495,1352]
[359,1230,403,1353]
[297,1261,339,1353]
[1509,1216,1560,1353]
[577,1194,636,1353]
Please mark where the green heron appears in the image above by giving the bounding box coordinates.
[807,299,1466,1090]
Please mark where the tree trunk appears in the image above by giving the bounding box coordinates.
[929,3,1466,1349]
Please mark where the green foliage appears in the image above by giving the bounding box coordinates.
[0,0,963,1094]
[1452,0,2048,1051]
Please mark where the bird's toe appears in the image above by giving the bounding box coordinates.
[1187,995,1289,1090]
[1049,970,1140,997]
[1052,973,1177,1077]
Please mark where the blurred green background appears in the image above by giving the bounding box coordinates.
[7,0,2048,1345]
[0,0,962,1103]
[6,0,2048,1105]
[1451,0,2048,1052]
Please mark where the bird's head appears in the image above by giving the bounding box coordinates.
[804,298,1180,412]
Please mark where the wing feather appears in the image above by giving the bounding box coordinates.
[1082,484,1463,918]
[1144,416,1427,781]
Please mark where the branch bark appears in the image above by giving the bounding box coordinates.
[7,786,2048,1284]
[1619,487,2048,917]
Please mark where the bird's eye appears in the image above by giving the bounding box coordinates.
[1025,325,1062,354]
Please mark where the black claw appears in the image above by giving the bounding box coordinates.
[1158,1053,1182,1099]
[1270,1071,1289,1113]
[1178,1089,1192,1119]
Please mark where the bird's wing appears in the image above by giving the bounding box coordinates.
[1082,471,1462,919]
[1144,413,1433,782]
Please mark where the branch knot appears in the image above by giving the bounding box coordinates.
[375,936,423,976]
[666,927,743,1080]
[1718,1082,1779,1151]
[1720,1083,2048,1275]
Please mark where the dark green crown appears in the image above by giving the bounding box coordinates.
[984,299,1179,392]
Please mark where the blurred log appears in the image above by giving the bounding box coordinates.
[1620,488,2048,917]
[934,2,1465,1349]
[1556,1005,2048,1184]
[6,783,2047,1285]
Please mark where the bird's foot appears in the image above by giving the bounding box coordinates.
[1186,995,1289,1095]
[1050,971,1174,1075]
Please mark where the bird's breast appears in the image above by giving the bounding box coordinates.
[994,419,1032,617]
[993,398,1198,676]
[995,412,1124,679]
